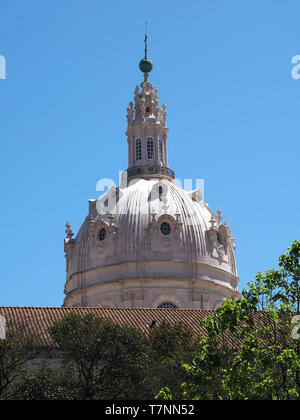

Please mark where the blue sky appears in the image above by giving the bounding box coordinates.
[0,0,299,307]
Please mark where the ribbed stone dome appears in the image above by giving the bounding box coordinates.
[63,178,240,309]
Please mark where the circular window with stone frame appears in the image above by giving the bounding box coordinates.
[98,227,107,242]
[160,222,171,236]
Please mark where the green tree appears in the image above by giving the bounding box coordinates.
[49,314,154,400]
[0,327,41,400]
[180,240,300,400]
[12,364,75,400]
[149,321,196,399]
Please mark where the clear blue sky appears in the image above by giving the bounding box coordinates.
[0,0,299,307]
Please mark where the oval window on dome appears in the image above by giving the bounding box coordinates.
[98,227,107,242]
[160,222,171,236]
[158,302,177,309]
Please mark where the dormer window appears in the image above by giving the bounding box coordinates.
[159,186,163,201]
[147,138,154,160]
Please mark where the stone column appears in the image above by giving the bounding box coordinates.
[163,136,168,166]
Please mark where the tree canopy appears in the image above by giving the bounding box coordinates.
[175,240,300,400]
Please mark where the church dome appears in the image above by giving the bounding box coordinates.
[63,38,240,309]
[63,176,239,309]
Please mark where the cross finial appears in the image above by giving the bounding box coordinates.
[144,22,148,59]
[139,22,153,82]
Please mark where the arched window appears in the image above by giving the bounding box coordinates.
[158,302,177,309]
[147,138,154,160]
[159,138,163,162]
[136,139,142,161]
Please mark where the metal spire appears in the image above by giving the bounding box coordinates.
[139,22,153,82]
[144,22,148,59]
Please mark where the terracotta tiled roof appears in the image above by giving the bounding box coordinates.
[0,307,214,346]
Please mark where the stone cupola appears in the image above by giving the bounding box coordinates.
[125,34,174,182]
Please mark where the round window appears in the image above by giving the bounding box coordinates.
[98,227,107,242]
[160,222,171,236]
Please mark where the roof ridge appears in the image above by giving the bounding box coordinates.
[0,306,214,312]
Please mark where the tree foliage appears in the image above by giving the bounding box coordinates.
[0,327,41,399]
[48,314,154,400]
[0,315,195,400]
[180,240,300,400]
[149,321,196,399]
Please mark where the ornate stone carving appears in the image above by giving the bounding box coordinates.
[64,222,75,276]
[153,87,159,117]
[65,221,74,239]
[207,227,225,260]
[96,187,122,216]
[126,101,134,125]
[189,189,204,203]
[149,211,157,240]
[207,210,236,262]
[127,81,168,128]
[216,208,222,225]
[160,104,167,126]
[93,214,118,256]
[174,211,183,239]
[149,212,182,251]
